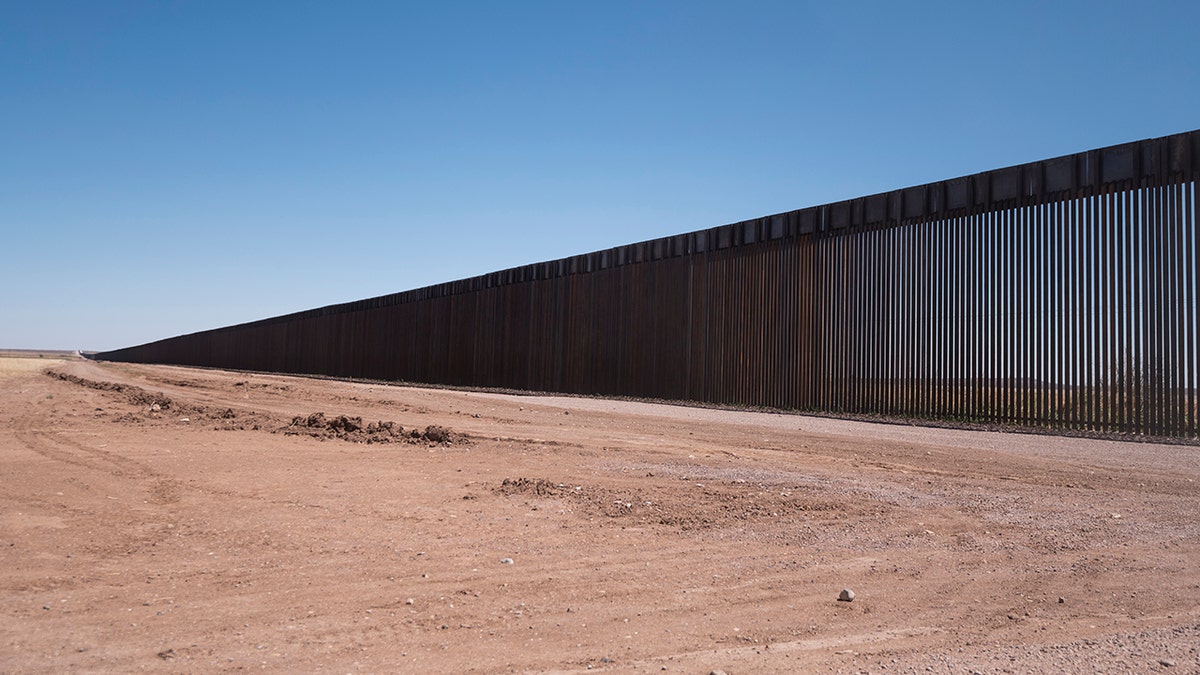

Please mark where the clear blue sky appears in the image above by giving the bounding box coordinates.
[3,1,1197,351]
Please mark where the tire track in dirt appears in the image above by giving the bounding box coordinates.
[11,416,156,480]
[7,398,327,513]
[612,626,942,673]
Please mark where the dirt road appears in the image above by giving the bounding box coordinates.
[2,357,1197,673]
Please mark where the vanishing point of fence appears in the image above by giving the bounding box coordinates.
[98,130,1200,439]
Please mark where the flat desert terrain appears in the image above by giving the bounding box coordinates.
[2,356,1198,673]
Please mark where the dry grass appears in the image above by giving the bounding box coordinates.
[0,356,65,378]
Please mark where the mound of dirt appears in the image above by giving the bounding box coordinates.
[281,412,458,445]
[495,475,861,531]
[48,370,175,409]
[49,370,271,430]
[496,477,565,497]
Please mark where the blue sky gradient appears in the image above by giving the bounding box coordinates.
[3,1,1198,351]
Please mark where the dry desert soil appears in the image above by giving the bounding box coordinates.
[1,355,1198,673]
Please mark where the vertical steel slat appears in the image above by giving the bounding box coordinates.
[1041,198,1050,427]
[1070,193,1080,425]
[763,243,774,407]
[1160,180,1173,435]
[941,213,950,420]
[842,231,851,412]
[1072,194,1083,430]
[1096,188,1109,431]
[1175,179,1188,436]
[994,205,1004,423]
[1186,179,1197,436]
[787,236,797,409]
[1021,201,1031,426]
[879,226,890,414]
[1105,188,1118,431]
[871,227,882,414]
[915,217,925,419]
[1108,186,1118,429]
[819,234,830,410]
[1020,202,1030,426]
[797,234,807,409]
[958,208,965,421]
[1172,180,1185,436]
[1069,194,1082,429]
[927,217,937,419]
[958,210,969,421]
[967,208,978,422]
[894,223,903,417]
[777,240,788,409]
[936,215,947,419]
[752,245,764,407]
[860,229,872,413]
[948,212,958,420]
[873,225,883,413]
[1136,183,1147,434]
[872,226,882,414]
[990,207,999,423]
[1171,176,1180,432]
[928,215,940,420]
[1020,203,1033,427]
[974,209,985,422]
[1085,191,1096,430]
[898,222,909,417]
[959,211,970,420]
[1004,204,1015,425]
[1086,191,1098,431]
[950,210,958,420]
[1027,202,1038,427]
[1051,197,1064,429]
[1069,195,1080,429]
[974,210,985,422]
[858,228,867,413]
[802,234,816,410]
[762,241,772,408]
[903,220,913,418]
[812,233,820,411]
[1150,181,1161,435]
[1037,199,1049,427]
[1125,186,1138,433]
[901,222,912,416]
[1172,180,1187,436]
[1105,187,1118,432]
[836,230,845,411]
[719,247,730,404]
[1153,181,1165,435]
[828,233,840,411]
[1147,183,1160,435]
[1163,181,1177,436]
[1166,180,1179,436]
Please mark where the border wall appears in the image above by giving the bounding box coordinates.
[98,130,1200,438]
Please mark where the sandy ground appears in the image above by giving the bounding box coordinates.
[1,356,1198,673]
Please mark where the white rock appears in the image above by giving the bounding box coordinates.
[838,588,855,602]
